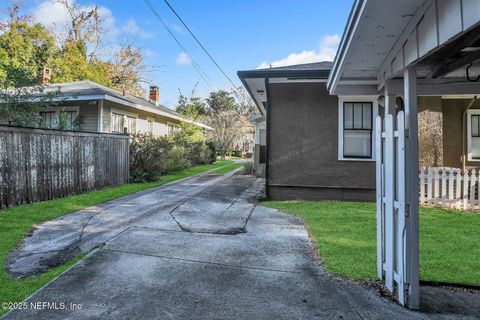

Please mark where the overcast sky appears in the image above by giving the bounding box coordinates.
[25,0,353,108]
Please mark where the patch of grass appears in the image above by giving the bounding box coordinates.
[211,162,243,174]
[0,160,233,315]
[263,201,480,285]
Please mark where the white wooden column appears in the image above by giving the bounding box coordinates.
[404,66,420,310]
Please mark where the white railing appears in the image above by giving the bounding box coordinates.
[419,167,480,210]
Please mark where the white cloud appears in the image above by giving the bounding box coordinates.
[257,34,340,69]
[176,52,191,65]
[123,19,153,40]
[31,1,152,59]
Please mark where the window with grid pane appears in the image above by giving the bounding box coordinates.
[343,102,372,158]
[471,115,480,159]
[112,113,124,133]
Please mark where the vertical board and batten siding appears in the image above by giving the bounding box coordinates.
[381,0,480,80]
[0,125,129,209]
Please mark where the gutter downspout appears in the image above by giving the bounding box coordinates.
[264,77,271,199]
[462,96,477,171]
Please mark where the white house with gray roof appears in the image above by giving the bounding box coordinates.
[30,80,211,134]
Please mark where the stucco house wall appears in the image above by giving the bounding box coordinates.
[268,81,375,201]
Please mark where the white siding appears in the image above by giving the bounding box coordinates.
[137,118,149,133]
[417,3,438,57]
[79,105,98,132]
[153,122,168,136]
[462,0,480,30]
[437,0,463,45]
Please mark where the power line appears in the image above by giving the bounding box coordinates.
[143,0,213,89]
[161,0,243,96]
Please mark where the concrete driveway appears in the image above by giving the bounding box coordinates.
[3,171,478,319]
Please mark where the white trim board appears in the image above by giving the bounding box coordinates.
[337,95,379,162]
[467,109,480,162]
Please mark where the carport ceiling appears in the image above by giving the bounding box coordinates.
[338,0,420,81]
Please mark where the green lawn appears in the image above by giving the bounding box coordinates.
[0,159,233,315]
[263,201,480,285]
[211,162,244,174]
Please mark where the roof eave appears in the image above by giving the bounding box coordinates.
[327,0,366,94]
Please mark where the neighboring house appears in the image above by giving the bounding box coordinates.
[17,80,211,134]
[238,62,377,201]
[239,61,479,201]
[416,96,480,171]
[250,113,266,175]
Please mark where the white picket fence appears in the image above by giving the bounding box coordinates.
[419,167,480,210]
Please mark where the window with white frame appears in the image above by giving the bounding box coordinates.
[126,116,136,134]
[41,109,79,130]
[339,99,376,160]
[112,113,124,133]
[468,110,480,160]
[148,120,154,134]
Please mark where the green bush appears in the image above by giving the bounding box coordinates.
[166,147,190,172]
[129,133,173,182]
[129,132,215,183]
[232,150,242,157]
[206,141,217,164]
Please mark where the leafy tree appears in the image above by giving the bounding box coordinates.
[0,21,57,80]
[0,64,61,127]
[51,40,110,85]
[176,84,207,117]
[0,20,61,127]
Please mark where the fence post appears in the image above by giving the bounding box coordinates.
[434,168,439,206]
[448,169,454,208]
[455,170,461,209]
[441,169,447,207]
[470,169,476,210]
[419,167,425,205]
[464,169,469,210]
[427,167,432,206]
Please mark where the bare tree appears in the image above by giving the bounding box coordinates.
[418,110,443,167]
[0,0,30,31]
[105,44,147,97]
[206,90,254,159]
[55,0,102,45]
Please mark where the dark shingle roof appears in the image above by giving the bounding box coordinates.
[44,80,179,117]
[256,61,333,71]
[237,61,333,79]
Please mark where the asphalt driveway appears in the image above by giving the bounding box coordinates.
[3,171,478,319]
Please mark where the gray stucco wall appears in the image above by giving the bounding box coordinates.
[268,82,375,201]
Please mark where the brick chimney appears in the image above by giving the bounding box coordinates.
[38,66,51,85]
[149,86,160,106]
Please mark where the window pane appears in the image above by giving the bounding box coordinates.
[473,137,480,159]
[112,113,124,132]
[362,103,372,129]
[344,103,353,129]
[344,130,371,158]
[472,116,479,137]
[353,103,363,129]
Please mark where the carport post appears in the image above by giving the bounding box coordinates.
[404,66,420,310]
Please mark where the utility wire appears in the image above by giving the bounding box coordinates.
[161,0,244,97]
[143,0,213,89]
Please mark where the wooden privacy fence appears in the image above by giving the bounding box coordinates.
[419,167,480,211]
[0,125,129,209]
